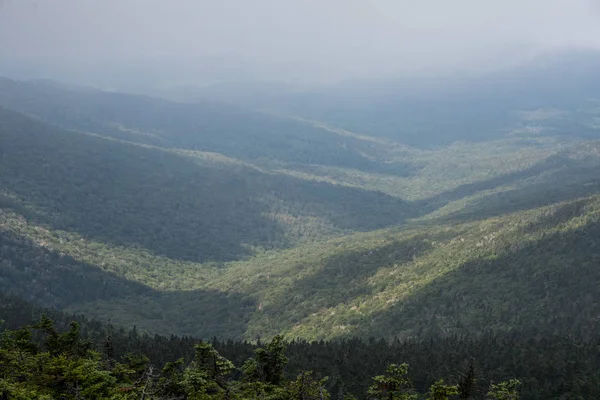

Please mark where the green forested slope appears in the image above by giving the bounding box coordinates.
[2,78,600,342]
[3,294,600,399]
[0,107,414,262]
[4,172,600,340]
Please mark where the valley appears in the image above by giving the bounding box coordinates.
[4,2,600,397]
[2,74,600,342]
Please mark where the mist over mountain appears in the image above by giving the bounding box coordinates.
[2,1,600,398]
[2,0,600,86]
[155,50,600,148]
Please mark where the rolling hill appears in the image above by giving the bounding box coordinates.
[0,106,420,263]
[0,77,416,175]
[2,73,600,342]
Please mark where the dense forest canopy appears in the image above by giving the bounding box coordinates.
[3,306,594,400]
[2,52,600,398]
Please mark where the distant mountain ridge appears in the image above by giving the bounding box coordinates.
[1,63,600,340]
[169,50,600,148]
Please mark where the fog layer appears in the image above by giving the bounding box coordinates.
[1,0,600,85]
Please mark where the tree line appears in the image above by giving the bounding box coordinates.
[0,315,522,400]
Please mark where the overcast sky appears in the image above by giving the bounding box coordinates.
[1,0,600,85]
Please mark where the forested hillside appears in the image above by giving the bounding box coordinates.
[0,106,415,263]
[3,0,600,394]
[0,77,416,175]
[3,296,600,399]
[2,75,600,343]
[5,188,600,340]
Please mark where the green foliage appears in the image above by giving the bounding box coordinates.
[284,371,330,400]
[487,379,521,400]
[426,380,459,400]
[2,75,600,400]
[368,364,418,400]
[0,318,122,399]
[1,308,598,399]
[155,360,186,398]
[0,104,414,264]
[0,317,235,399]
[34,314,92,357]
[0,316,528,399]
[255,335,289,386]
[182,341,236,398]
[5,191,600,342]
[193,341,236,380]
[3,79,600,342]
[240,334,290,400]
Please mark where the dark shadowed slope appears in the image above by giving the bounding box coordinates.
[0,107,414,262]
[358,198,600,339]
[34,194,600,340]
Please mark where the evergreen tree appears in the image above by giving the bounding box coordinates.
[456,360,476,400]
[367,364,418,400]
[487,379,520,400]
[285,371,330,400]
[426,380,459,400]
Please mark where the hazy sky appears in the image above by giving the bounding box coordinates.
[1,0,600,85]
